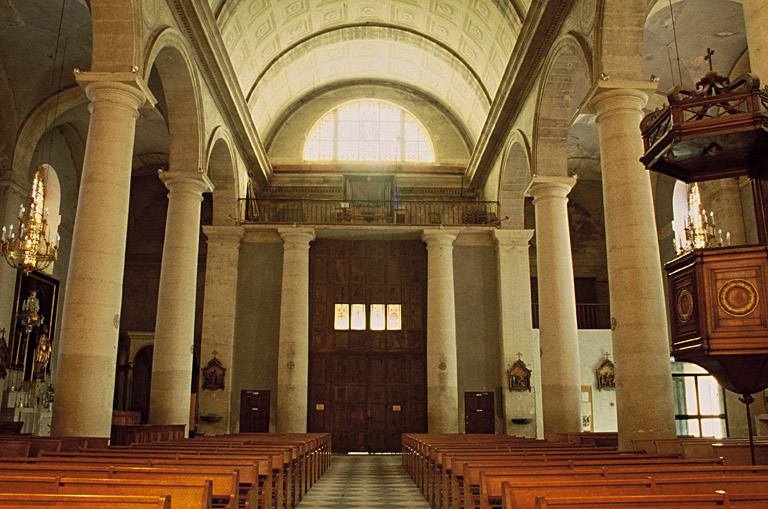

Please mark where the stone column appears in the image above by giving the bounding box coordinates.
[276,228,315,432]
[525,175,581,436]
[197,225,244,435]
[149,171,212,432]
[494,229,537,437]
[422,229,460,433]
[590,82,676,448]
[51,73,155,437]
[744,0,768,81]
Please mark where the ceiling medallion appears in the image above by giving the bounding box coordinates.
[718,279,759,317]
[676,287,694,323]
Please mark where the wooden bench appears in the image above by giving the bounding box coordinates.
[0,464,243,508]
[456,458,726,509]
[489,475,768,509]
[0,432,331,508]
[8,455,274,508]
[110,424,186,445]
[0,435,109,455]
[0,475,213,508]
[79,447,292,507]
[522,491,768,508]
[0,492,171,508]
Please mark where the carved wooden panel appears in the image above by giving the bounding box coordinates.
[308,239,427,452]
[666,246,768,358]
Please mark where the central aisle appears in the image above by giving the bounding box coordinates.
[297,454,430,508]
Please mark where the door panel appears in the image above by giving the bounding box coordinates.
[308,239,427,452]
[465,392,495,434]
[239,390,270,433]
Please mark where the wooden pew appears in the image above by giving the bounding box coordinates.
[490,475,768,509]
[0,432,330,508]
[0,464,243,509]
[7,455,274,508]
[524,492,768,508]
[455,457,726,509]
[55,477,213,509]
[0,435,109,455]
[0,493,171,508]
[0,475,213,508]
[78,446,293,507]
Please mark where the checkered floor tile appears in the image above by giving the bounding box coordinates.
[297,454,430,508]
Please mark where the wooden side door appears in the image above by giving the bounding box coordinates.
[465,392,495,434]
[239,390,270,433]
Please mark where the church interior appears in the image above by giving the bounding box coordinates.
[1,0,768,504]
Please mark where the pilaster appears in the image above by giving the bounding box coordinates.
[276,227,315,432]
[197,225,244,435]
[422,229,460,433]
[494,229,538,437]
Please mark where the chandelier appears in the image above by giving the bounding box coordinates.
[0,166,59,274]
[673,182,731,256]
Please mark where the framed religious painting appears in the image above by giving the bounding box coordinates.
[9,270,59,381]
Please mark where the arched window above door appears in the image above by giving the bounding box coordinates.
[303,100,435,163]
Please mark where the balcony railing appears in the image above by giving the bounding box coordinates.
[239,198,501,227]
[532,303,611,330]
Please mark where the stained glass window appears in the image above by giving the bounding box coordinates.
[350,304,366,330]
[334,304,349,330]
[334,304,403,330]
[370,304,386,330]
[387,304,402,330]
[304,100,435,163]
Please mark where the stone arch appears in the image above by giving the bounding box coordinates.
[497,131,532,229]
[532,36,591,177]
[11,87,87,183]
[205,127,239,225]
[596,0,646,80]
[144,28,204,175]
[89,0,143,72]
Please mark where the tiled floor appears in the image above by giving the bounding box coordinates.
[297,454,430,508]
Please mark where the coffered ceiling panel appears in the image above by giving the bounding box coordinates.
[249,26,489,141]
[213,0,521,143]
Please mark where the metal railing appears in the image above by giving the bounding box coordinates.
[239,198,501,227]
[532,303,611,330]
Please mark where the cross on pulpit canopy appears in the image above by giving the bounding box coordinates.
[704,47,715,71]
[212,350,219,358]
[516,352,522,361]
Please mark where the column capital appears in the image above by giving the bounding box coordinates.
[525,175,576,202]
[202,225,244,245]
[277,227,315,248]
[159,170,214,198]
[421,229,459,247]
[75,71,157,110]
[587,80,658,121]
[493,229,534,249]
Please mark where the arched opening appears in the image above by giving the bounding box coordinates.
[206,132,238,225]
[303,99,435,163]
[130,345,153,423]
[498,139,530,229]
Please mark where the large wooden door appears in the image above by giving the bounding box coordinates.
[465,392,495,434]
[308,240,427,452]
[239,390,270,432]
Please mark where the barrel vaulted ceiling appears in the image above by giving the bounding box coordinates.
[210,0,524,142]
